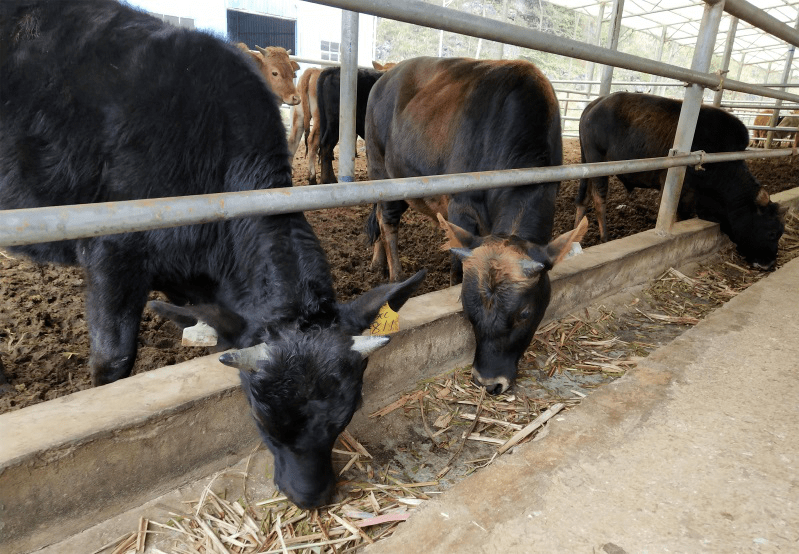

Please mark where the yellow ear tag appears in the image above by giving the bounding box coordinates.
[370,302,400,335]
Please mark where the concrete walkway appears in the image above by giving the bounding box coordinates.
[368,257,799,553]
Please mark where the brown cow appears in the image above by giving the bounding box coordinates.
[774,115,799,146]
[236,43,300,106]
[365,56,587,394]
[287,67,322,160]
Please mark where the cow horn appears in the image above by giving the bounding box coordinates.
[449,247,473,262]
[255,45,268,56]
[755,188,771,206]
[351,335,390,359]
[519,258,545,278]
[218,343,271,372]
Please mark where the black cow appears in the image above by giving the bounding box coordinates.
[576,92,784,269]
[0,0,425,509]
[365,57,587,395]
[313,64,390,185]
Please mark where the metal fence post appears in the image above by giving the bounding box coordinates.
[655,0,725,235]
[765,11,799,149]
[599,0,624,96]
[338,11,359,183]
[713,16,738,107]
[584,1,607,97]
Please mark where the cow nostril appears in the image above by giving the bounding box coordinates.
[486,383,504,396]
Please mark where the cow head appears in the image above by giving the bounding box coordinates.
[236,42,300,106]
[439,215,588,395]
[148,269,425,508]
[723,188,784,271]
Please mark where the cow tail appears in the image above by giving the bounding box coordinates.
[316,71,329,149]
[364,204,380,246]
[575,140,589,207]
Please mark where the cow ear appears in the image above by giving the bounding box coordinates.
[219,343,272,373]
[146,300,246,348]
[291,60,300,72]
[545,217,588,265]
[372,61,385,71]
[755,188,771,207]
[437,213,481,250]
[337,269,427,333]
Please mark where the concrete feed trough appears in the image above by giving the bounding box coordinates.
[2,185,799,553]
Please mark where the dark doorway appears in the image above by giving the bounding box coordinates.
[227,9,296,52]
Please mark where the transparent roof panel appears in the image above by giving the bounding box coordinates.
[550,0,799,67]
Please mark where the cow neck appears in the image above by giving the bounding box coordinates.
[487,184,557,246]
[244,213,338,330]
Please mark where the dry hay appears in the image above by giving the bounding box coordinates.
[109,208,799,554]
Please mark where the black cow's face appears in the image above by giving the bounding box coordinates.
[223,329,380,509]
[440,216,587,395]
[730,199,785,271]
[148,269,426,509]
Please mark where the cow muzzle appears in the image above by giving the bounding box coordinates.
[471,367,512,395]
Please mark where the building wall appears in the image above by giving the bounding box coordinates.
[125,0,377,70]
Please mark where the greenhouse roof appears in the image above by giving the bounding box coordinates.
[550,0,799,68]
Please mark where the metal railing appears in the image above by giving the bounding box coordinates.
[4,0,798,249]
[3,148,796,248]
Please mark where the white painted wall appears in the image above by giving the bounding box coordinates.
[125,0,377,73]
[123,0,228,37]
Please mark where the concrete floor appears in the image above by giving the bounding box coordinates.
[367,257,799,554]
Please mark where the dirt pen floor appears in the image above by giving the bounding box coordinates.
[1,138,798,413]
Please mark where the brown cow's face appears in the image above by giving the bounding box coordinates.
[237,43,300,105]
[440,216,588,394]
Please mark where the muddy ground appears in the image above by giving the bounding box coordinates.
[1,138,797,413]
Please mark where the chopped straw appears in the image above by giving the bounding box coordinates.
[126,210,799,553]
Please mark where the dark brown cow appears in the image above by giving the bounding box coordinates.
[366,56,587,394]
[576,92,784,270]
[235,43,300,106]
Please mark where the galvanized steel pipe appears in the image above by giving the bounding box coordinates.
[338,11,359,183]
[656,0,724,235]
[304,0,799,103]
[2,148,796,248]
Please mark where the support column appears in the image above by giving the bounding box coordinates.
[656,0,725,235]
[338,11,359,183]
[652,25,668,96]
[598,0,624,97]
[713,16,738,107]
[765,11,799,148]
[584,2,607,97]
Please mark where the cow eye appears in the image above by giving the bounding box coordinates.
[519,308,532,320]
[272,70,279,76]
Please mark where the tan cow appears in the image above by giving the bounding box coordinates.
[287,67,322,159]
[289,61,397,182]
[775,115,799,146]
[235,43,300,106]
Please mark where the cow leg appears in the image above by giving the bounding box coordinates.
[319,140,336,184]
[574,177,591,233]
[81,244,150,386]
[377,200,410,282]
[592,176,609,242]
[287,104,304,159]
[308,123,320,185]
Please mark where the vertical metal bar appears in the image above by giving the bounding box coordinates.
[732,51,746,101]
[655,0,725,235]
[584,1,607,97]
[338,11,359,183]
[652,25,668,96]
[765,11,799,149]
[599,0,625,97]
[713,16,738,107]
[498,0,510,59]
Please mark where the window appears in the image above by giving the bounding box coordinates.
[321,40,339,62]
